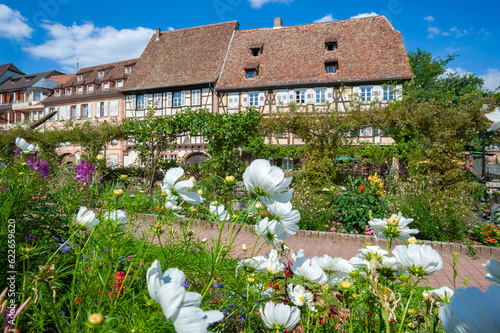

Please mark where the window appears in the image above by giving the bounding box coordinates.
[325,42,338,51]
[33,111,38,121]
[383,85,394,101]
[228,92,239,109]
[125,67,131,74]
[360,87,372,102]
[66,88,71,96]
[110,155,118,169]
[246,69,257,79]
[82,104,89,118]
[361,126,373,137]
[251,47,262,57]
[249,92,259,106]
[277,132,288,138]
[99,102,106,117]
[169,154,177,161]
[55,90,60,97]
[50,107,57,121]
[77,86,83,94]
[325,61,338,74]
[77,75,82,82]
[33,91,41,101]
[103,82,109,91]
[153,93,162,108]
[173,92,181,107]
[191,89,201,106]
[116,80,123,89]
[98,72,104,79]
[71,105,78,119]
[110,100,118,116]
[137,95,146,109]
[315,88,326,104]
[282,157,293,171]
[295,90,305,104]
[88,85,94,93]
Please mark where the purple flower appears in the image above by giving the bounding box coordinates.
[75,161,102,186]
[27,153,50,178]
[27,234,38,242]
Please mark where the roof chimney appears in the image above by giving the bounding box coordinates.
[274,17,283,28]
[155,28,161,41]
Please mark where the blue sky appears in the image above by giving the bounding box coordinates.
[0,0,498,90]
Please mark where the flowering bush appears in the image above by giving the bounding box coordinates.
[474,223,500,246]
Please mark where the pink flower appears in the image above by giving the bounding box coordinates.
[152,131,156,135]
[330,227,336,232]
[325,224,329,228]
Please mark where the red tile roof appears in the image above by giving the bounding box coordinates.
[44,59,137,104]
[123,21,239,91]
[49,74,73,84]
[216,16,413,90]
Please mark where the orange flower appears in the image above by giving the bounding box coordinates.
[359,185,365,190]
[494,230,499,234]
[491,239,496,243]
[486,237,492,242]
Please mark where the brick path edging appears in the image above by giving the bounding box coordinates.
[135,214,500,258]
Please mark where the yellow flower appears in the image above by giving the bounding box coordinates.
[96,155,105,161]
[88,313,104,327]
[408,237,418,244]
[341,281,352,290]
[197,189,203,196]
[120,174,128,180]
[113,189,125,197]
[225,175,235,185]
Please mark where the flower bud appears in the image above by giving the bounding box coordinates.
[247,277,255,284]
[242,244,247,251]
[189,206,197,212]
[201,237,207,243]
[407,308,415,315]
[113,189,124,197]
[188,176,196,184]
[197,189,203,196]
[255,202,263,209]
[341,281,352,290]
[96,155,105,161]
[21,162,27,166]
[225,175,235,185]
[88,313,104,327]
[407,237,418,244]
[120,174,128,180]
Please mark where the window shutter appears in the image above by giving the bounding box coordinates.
[395,84,403,100]
[352,86,360,100]
[228,92,239,109]
[66,106,71,120]
[275,90,282,105]
[143,95,149,109]
[88,103,92,118]
[167,92,172,107]
[104,102,108,117]
[288,90,294,104]
[372,85,382,101]
[110,100,118,116]
[282,90,289,105]
[306,88,315,104]
[76,104,81,118]
[326,87,334,103]
[382,127,390,136]
[258,91,265,106]
[351,129,359,137]
[242,92,249,107]
[373,127,380,137]
[181,91,186,107]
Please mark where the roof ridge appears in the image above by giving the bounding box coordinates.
[78,58,139,73]
[161,20,238,34]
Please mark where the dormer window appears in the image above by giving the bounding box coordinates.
[125,67,131,74]
[88,85,94,93]
[325,42,338,51]
[55,90,61,97]
[325,61,338,74]
[77,75,82,82]
[103,82,109,91]
[246,69,257,79]
[98,71,104,79]
[251,47,262,57]
[66,88,72,96]
[116,80,123,89]
[77,86,83,94]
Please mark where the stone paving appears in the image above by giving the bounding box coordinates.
[137,215,500,291]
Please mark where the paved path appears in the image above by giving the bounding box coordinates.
[137,215,500,291]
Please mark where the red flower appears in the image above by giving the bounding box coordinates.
[359,185,365,190]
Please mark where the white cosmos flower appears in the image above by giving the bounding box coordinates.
[439,284,500,333]
[313,255,353,284]
[162,167,204,205]
[243,159,293,205]
[171,306,223,333]
[255,218,290,247]
[104,210,127,226]
[291,249,305,262]
[265,249,285,274]
[287,283,315,310]
[76,207,100,230]
[348,256,371,270]
[236,256,267,275]
[377,257,404,274]
[428,286,454,305]
[291,256,327,286]
[368,212,419,241]
[147,260,186,303]
[267,201,300,235]
[485,107,500,132]
[356,246,389,262]
[209,202,230,223]
[15,137,35,153]
[392,244,443,276]
[260,302,301,331]
[484,258,500,284]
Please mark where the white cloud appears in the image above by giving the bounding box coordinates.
[0,4,33,39]
[22,22,153,73]
[427,26,450,39]
[481,68,500,91]
[442,67,472,78]
[424,15,434,22]
[314,14,335,23]
[350,12,378,19]
[167,27,175,31]
[449,26,469,38]
[247,0,293,9]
